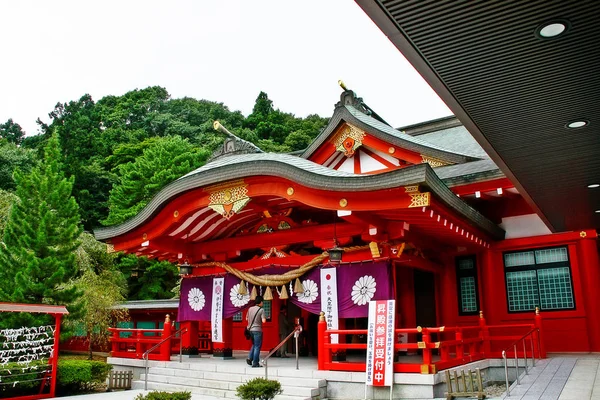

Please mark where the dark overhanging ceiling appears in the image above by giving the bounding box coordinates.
[356,0,600,233]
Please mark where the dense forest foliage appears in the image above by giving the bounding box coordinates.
[0,87,328,316]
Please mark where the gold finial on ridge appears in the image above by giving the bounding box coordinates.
[338,80,348,91]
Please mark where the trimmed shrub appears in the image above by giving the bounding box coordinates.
[57,359,112,394]
[236,377,283,400]
[134,391,192,400]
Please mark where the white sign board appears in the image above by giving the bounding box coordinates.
[211,277,224,342]
[320,267,339,343]
[366,299,395,387]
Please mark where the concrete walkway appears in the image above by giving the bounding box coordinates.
[498,354,600,400]
[57,354,600,400]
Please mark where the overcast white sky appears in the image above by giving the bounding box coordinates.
[0,0,452,136]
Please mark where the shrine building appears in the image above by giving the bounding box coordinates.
[94,85,600,361]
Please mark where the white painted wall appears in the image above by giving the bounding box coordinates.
[500,214,552,239]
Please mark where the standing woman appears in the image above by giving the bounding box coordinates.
[246,295,266,367]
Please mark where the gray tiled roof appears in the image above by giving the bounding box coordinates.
[94,156,504,241]
[437,159,504,185]
[112,299,179,310]
[345,106,481,160]
[181,153,356,180]
[415,126,490,159]
[302,104,480,164]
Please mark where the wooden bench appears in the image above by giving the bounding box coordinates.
[107,370,133,391]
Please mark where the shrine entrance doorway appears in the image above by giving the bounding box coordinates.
[414,270,437,328]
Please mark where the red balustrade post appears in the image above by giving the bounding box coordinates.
[534,307,546,359]
[135,329,143,358]
[318,312,327,370]
[455,328,464,361]
[160,314,173,361]
[420,327,432,374]
[111,328,119,355]
[479,311,490,356]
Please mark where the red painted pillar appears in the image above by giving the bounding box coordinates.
[577,234,600,351]
[160,314,172,361]
[420,327,432,374]
[181,321,198,355]
[480,249,497,325]
[50,314,62,397]
[534,308,546,359]
[213,317,233,358]
[318,312,327,370]
[479,311,490,356]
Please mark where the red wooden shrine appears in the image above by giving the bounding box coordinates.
[95,87,600,371]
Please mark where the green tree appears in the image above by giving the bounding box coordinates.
[0,119,26,145]
[0,133,82,327]
[0,140,38,191]
[0,190,18,240]
[66,233,128,359]
[115,255,179,300]
[103,135,209,226]
[284,131,313,151]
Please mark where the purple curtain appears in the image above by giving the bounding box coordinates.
[289,261,392,317]
[178,275,254,322]
[178,261,392,322]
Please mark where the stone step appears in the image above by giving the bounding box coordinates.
[132,380,317,400]
[147,366,326,388]
[141,373,320,397]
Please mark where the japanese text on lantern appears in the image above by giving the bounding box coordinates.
[366,300,395,387]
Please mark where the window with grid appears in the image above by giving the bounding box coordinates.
[233,311,243,322]
[456,256,479,315]
[263,300,272,320]
[504,246,574,312]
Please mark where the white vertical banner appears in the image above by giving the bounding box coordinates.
[211,277,224,342]
[366,299,396,387]
[320,267,339,344]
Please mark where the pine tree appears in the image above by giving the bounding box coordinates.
[0,132,82,327]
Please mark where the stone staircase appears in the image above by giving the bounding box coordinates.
[131,360,326,400]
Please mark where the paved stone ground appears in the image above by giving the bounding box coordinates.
[57,354,600,400]
[495,354,600,400]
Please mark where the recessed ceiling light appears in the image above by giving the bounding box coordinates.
[535,19,570,39]
[588,184,600,189]
[566,120,589,129]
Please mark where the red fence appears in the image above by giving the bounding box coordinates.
[108,316,178,361]
[318,311,545,374]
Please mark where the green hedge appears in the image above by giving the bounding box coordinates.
[0,359,112,396]
[236,377,283,400]
[57,359,112,394]
[134,391,192,400]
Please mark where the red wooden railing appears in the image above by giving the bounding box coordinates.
[318,311,545,374]
[108,315,178,361]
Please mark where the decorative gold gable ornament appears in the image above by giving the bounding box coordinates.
[421,155,450,168]
[207,182,251,220]
[334,124,366,157]
[404,185,431,208]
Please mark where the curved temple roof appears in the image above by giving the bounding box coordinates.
[302,90,482,164]
[94,154,504,241]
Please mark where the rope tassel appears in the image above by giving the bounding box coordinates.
[279,285,289,299]
[294,278,304,294]
[250,286,257,300]
[264,286,273,301]
[238,280,247,295]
